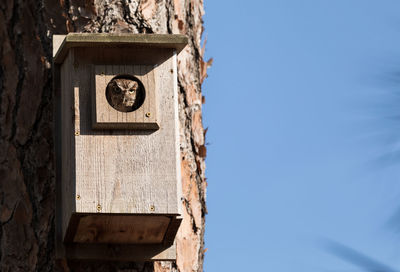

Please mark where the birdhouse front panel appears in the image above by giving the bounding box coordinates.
[71,50,179,214]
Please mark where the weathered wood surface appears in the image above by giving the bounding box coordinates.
[60,49,76,249]
[55,39,182,259]
[93,64,158,129]
[64,242,177,261]
[0,0,208,271]
[73,215,170,244]
[54,33,188,65]
[60,47,180,216]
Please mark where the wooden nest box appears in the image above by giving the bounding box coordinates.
[53,33,187,261]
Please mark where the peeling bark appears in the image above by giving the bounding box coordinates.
[0,0,208,271]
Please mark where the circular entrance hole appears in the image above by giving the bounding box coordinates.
[105,75,145,112]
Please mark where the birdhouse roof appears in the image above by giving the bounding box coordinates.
[53,33,188,64]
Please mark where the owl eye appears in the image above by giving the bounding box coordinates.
[113,83,122,93]
[129,89,135,93]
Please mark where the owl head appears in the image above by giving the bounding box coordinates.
[106,76,145,113]
[113,79,139,108]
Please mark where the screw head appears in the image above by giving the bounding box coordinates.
[75,131,80,136]
[150,205,155,212]
[76,195,81,200]
[96,204,102,212]
[145,112,151,118]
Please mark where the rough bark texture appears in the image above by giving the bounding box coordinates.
[0,1,209,271]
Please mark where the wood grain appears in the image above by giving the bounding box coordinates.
[60,50,76,241]
[73,215,170,244]
[92,64,158,129]
[56,41,182,254]
[54,33,188,65]
[64,242,177,261]
[73,49,179,215]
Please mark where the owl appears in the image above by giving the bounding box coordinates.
[107,78,139,112]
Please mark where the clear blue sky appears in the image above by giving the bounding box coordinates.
[202,1,400,271]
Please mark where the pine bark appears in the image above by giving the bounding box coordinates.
[0,1,208,271]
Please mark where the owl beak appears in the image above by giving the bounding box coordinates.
[123,98,134,107]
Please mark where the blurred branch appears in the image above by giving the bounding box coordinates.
[321,239,399,272]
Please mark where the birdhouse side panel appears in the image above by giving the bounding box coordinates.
[60,51,78,240]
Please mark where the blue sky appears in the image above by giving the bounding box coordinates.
[202,1,400,271]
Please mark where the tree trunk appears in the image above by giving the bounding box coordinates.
[0,1,208,271]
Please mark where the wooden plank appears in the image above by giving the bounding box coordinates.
[172,51,183,216]
[64,242,177,261]
[149,65,158,124]
[53,36,64,257]
[59,49,82,242]
[93,65,103,124]
[142,65,154,124]
[56,45,182,260]
[53,35,66,57]
[54,33,188,64]
[92,64,159,129]
[163,216,182,246]
[73,46,174,65]
[72,215,171,244]
[73,52,179,215]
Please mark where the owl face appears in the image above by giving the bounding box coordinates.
[114,79,139,107]
[108,78,139,112]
